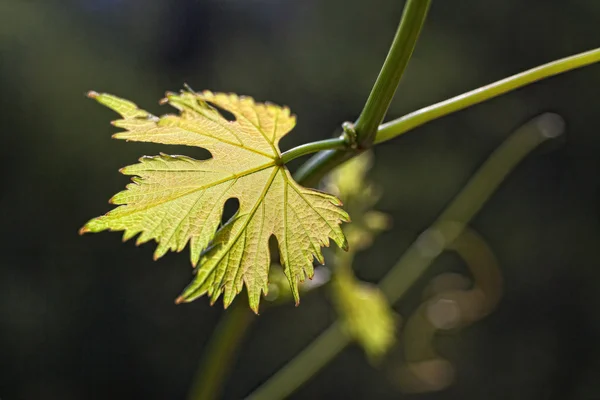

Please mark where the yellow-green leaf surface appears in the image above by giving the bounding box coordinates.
[80,90,349,313]
[332,274,396,362]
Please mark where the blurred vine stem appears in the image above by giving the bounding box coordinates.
[292,45,600,185]
[249,113,566,400]
[188,0,600,398]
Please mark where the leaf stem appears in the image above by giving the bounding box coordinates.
[247,113,565,400]
[279,136,348,165]
[186,301,254,400]
[354,0,431,147]
[375,47,600,144]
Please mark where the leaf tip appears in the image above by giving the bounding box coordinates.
[183,83,196,93]
[174,296,186,305]
[78,226,90,235]
[341,239,350,252]
[250,303,260,315]
[86,90,99,99]
[315,252,325,265]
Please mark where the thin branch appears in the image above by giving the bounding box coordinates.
[294,0,430,185]
[295,47,600,186]
[279,136,347,165]
[375,47,600,144]
[246,322,350,400]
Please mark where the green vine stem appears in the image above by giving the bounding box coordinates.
[353,0,431,147]
[375,47,600,144]
[293,0,431,184]
[247,113,565,400]
[247,322,349,400]
[292,47,600,184]
[293,149,353,187]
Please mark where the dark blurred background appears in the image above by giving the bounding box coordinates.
[1,0,600,399]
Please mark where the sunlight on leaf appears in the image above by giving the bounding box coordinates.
[80,90,349,313]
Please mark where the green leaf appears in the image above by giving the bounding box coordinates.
[80,90,349,313]
[326,152,396,361]
[332,273,396,362]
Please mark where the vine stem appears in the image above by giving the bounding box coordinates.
[292,0,431,184]
[292,47,600,183]
[353,0,431,147]
[375,47,600,144]
[247,113,565,400]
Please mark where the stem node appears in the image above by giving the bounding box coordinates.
[342,121,359,149]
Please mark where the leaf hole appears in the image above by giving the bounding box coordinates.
[221,198,240,227]
[268,235,280,265]
[209,103,236,122]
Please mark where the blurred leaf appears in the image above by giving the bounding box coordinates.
[325,152,392,251]
[332,270,396,362]
[326,151,396,361]
[80,90,349,313]
[264,264,332,304]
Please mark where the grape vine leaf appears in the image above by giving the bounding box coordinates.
[80,90,350,313]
